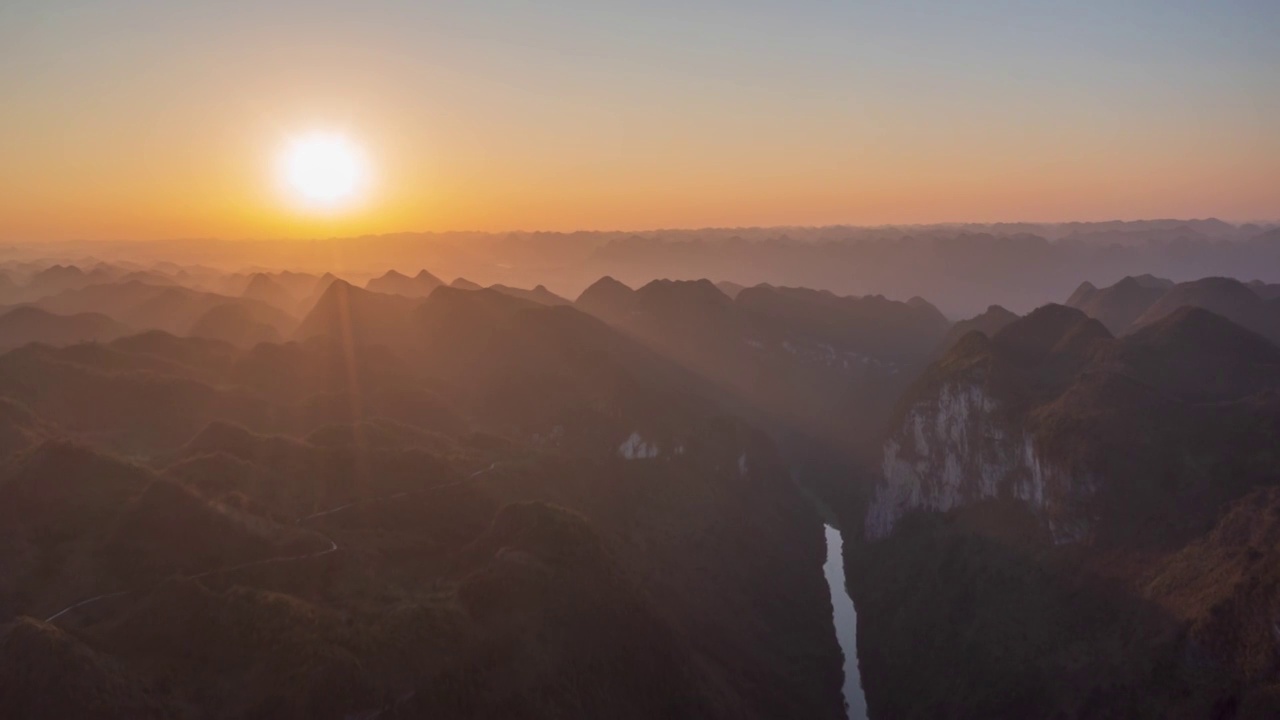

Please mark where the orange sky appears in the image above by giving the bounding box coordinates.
[2,2,1277,241]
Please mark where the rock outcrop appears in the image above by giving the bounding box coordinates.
[866,303,1280,544]
[867,381,1095,543]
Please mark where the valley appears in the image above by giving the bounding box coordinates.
[0,235,1278,718]
[7,0,1278,714]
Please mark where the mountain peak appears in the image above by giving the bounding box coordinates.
[486,284,571,306]
[1130,273,1174,290]
[365,269,443,298]
[241,273,294,307]
[993,303,1110,366]
[934,305,1019,357]
[1128,305,1278,360]
[1065,281,1098,307]
[715,280,747,299]
[34,264,85,279]
[295,279,420,344]
[1111,276,1142,292]
[576,276,637,319]
[637,278,730,307]
[1064,276,1169,335]
[1131,276,1280,344]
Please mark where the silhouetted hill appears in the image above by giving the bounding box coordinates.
[450,277,483,290]
[607,286,931,546]
[0,398,56,457]
[0,617,175,719]
[0,440,153,542]
[1133,276,1280,344]
[935,305,1018,356]
[23,265,90,299]
[0,343,263,452]
[365,269,444,297]
[32,281,296,338]
[107,332,239,379]
[1065,280,1096,306]
[488,283,572,306]
[1130,273,1175,290]
[294,280,420,346]
[0,441,154,614]
[990,303,1110,375]
[737,285,951,361]
[413,286,538,343]
[573,277,954,484]
[293,272,343,316]
[639,277,732,310]
[188,303,282,347]
[97,578,374,719]
[715,280,748,299]
[434,500,716,719]
[0,272,19,304]
[117,270,179,287]
[0,307,133,351]
[574,276,638,319]
[1247,279,1280,300]
[267,270,323,297]
[1065,275,1168,334]
[104,476,324,583]
[241,272,298,311]
[225,338,421,419]
[84,264,124,285]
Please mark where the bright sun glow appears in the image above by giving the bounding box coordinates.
[279,131,368,209]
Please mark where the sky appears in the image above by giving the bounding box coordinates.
[1,0,1278,241]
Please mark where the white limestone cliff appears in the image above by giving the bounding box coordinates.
[865,382,1095,543]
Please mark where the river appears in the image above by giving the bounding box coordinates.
[823,524,868,720]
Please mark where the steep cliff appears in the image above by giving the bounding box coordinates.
[854,304,1280,718]
[866,304,1280,544]
[868,380,1096,543]
[866,307,1108,542]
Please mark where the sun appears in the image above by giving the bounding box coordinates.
[278,131,368,209]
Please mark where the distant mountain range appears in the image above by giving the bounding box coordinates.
[5,219,1278,316]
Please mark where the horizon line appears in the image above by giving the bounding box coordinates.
[14,215,1280,246]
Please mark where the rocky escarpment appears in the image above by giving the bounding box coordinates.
[866,379,1096,543]
[852,304,1280,719]
[865,306,1113,543]
[868,304,1280,548]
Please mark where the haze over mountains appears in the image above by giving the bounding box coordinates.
[8,0,1280,712]
[6,219,1277,317]
[1,225,1279,718]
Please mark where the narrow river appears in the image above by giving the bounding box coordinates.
[823,524,868,720]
